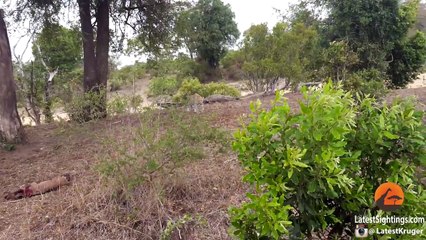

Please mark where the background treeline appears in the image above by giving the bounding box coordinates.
[10,0,426,126]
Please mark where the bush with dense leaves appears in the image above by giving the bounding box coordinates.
[343,68,389,99]
[65,90,107,123]
[148,76,181,97]
[230,82,425,239]
[220,50,245,80]
[173,78,240,103]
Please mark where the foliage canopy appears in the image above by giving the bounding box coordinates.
[230,82,426,239]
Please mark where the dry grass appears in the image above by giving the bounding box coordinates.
[1,87,425,240]
[0,109,246,240]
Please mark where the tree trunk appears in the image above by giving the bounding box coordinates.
[95,0,110,117]
[36,44,57,124]
[0,10,24,143]
[77,0,110,121]
[78,0,98,93]
[43,69,57,123]
[28,61,41,125]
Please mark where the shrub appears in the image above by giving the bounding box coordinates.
[173,78,206,103]
[148,76,181,97]
[173,78,241,103]
[146,58,175,77]
[0,143,15,151]
[109,77,125,92]
[65,90,106,123]
[221,64,245,81]
[204,82,241,98]
[175,55,199,80]
[106,94,144,115]
[193,59,222,82]
[107,95,129,115]
[343,68,389,99]
[129,94,143,112]
[220,50,245,81]
[230,82,425,239]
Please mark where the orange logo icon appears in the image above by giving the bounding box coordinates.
[374,182,404,211]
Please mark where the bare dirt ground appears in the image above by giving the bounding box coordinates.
[1,87,425,240]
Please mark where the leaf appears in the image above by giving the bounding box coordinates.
[327,189,339,198]
[300,102,309,114]
[308,181,317,193]
[292,161,309,168]
[321,151,331,161]
[288,168,294,179]
[313,131,322,141]
[352,150,362,159]
[379,115,385,128]
[330,128,341,139]
[333,141,347,148]
[357,184,364,193]
[383,131,399,139]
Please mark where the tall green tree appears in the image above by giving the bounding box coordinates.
[34,23,82,73]
[12,0,175,122]
[174,3,198,60]
[316,0,426,88]
[241,22,319,92]
[387,31,426,88]
[30,23,82,123]
[182,0,240,69]
[14,23,82,125]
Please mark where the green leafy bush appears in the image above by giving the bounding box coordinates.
[107,95,129,115]
[343,68,389,99]
[204,82,241,97]
[148,76,181,97]
[106,94,144,115]
[230,82,425,239]
[173,78,240,103]
[221,50,245,80]
[65,90,107,123]
[129,94,143,112]
[109,78,125,92]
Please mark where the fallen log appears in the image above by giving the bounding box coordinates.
[4,173,71,200]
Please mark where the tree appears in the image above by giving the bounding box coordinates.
[36,23,82,122]
[174,3,198,60]
[15,23,82,124]
[241,22,319,92]
[387,31,426,88]
[74,0,109,121]
[316,0,426,88]
[12,0,175,122]
[320,40,359,82]
[34,23,82,73]
[15,60,45,125]
[183,0,240,69]
[0,10,24,143]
